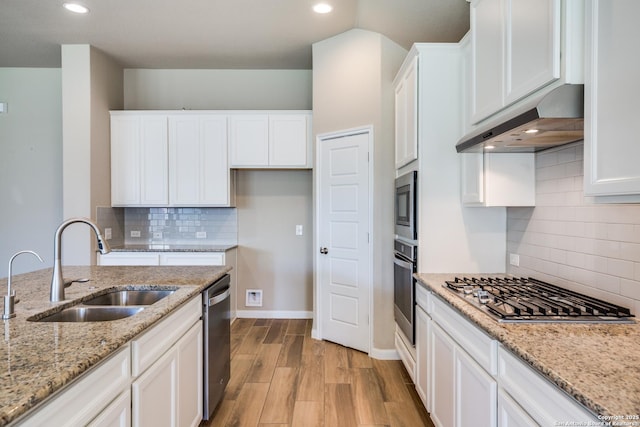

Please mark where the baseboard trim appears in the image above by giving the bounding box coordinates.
[370,347,400,360]
[236,310,313,319]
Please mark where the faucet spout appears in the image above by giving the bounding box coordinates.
[50,217,111,302]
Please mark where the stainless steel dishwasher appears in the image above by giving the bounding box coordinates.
[202,274,230,420]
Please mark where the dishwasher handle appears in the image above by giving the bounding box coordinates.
[208,288,230,307]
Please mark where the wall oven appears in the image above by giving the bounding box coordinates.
[395,171,417,241]
[394,239,417,345]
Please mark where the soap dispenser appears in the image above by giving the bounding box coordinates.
[4,250,43,319]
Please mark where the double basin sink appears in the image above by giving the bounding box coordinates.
[30,289,176,323]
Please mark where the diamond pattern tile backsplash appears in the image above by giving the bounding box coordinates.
[98,207,237,245]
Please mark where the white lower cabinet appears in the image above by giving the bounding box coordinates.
[498,391,538,427]
[415,288,598,427]
[497,346,597,426]
[88,390,131,427]
[132,344,177,426]
[99,251,225,267]
[176,322,204,427]
[430,322,456,427]
[415,304,431,411]
[456,347,497,427]
[15,346,131,426]
[131,297,203,427]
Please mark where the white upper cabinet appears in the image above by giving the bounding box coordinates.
[111,114,168,206]
[229,115,269,167]
[169,115,231,206]
[461,153,535,207]
[471,0,583,124]
[584,0,640,199]
[229,112,312,169]
[394,55,419,169]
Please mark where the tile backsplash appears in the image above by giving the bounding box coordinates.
[98,206,237,245]
[507,142,640,315]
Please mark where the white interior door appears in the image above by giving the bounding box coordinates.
[317,129,370,353]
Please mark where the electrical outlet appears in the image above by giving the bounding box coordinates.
[296,225,303,236]
[246,289,263,307]
[196,231,207,239]
[130,230,141,238]
[509,253,520,267]
[104,228,112,240]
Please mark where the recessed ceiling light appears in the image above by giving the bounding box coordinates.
[485,145,496,150]
[313,3,333,13]
[524,129,539,134]
[63,2,89,14]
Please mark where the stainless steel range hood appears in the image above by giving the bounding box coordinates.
[456,84,584,153]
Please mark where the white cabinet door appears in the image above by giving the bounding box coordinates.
[456,348,497,427]
[132,347,177,427]
[471,0,575,124]
[88,390,131,427]
[169,115,230,206]
[415,305,431,411]
[505,0,561,104]
[111,115,168,206]
[584,0,640,197]
[461,153,535,206]
[430,322,455,427]
[498,391,538,427]
[269,114,309,167]
[176,322,203,427]
[229,115,269,167]
[394,55,418,169]
[471,0,504,123]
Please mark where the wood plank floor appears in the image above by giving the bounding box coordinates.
[202,318,436,427]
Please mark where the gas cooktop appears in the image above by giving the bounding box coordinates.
[444,276,635,324]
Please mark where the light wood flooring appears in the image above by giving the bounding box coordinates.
[202,318,436,427]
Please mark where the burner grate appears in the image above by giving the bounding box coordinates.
[444,277,634,323]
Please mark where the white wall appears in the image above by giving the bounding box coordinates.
[312,29,407,353]
[507,141,640,315]
[236,170,313,315]
[0,68,62,274]
[123,69,312,110]
[61,45,123,265]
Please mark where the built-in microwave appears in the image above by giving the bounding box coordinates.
[395,171,417,241]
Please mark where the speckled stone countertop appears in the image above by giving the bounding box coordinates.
[0,265,230,425]
[415,273,640,418]
[110,244,237,252]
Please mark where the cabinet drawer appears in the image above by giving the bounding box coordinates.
[415,284,431,313]
[159,252,224,266]
[131,296,201,377]
[498,346,597,425]
[98,253,160,266]
[17,346,130,426]
[431,295,497,374]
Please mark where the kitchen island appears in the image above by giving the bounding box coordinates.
[0,265,230,425]
[416,273,640,419]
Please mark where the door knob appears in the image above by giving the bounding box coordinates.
[320,247,328,254]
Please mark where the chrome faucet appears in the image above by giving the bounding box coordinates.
[4,250,43,319]
[50,218,111,302]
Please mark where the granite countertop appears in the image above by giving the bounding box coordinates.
[0,265,230,425]
[110,244,237,252]
[415,273,640,419]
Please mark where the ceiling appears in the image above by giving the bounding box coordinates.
[0,0,470,69]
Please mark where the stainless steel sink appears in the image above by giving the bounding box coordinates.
[83,289,175,306]
[34,306,145,322]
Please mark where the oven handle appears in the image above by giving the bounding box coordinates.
[394,254,413,270]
